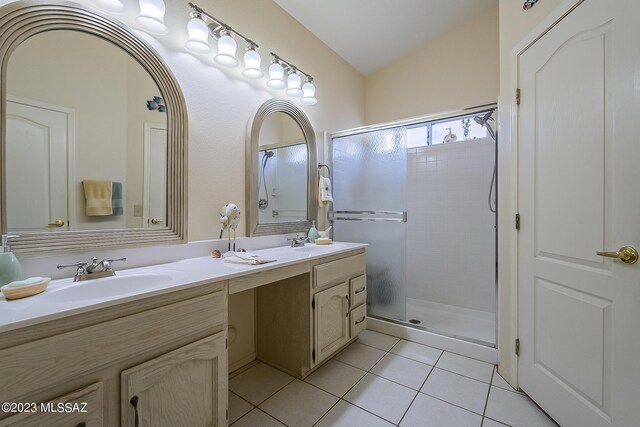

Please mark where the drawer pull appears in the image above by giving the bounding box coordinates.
[354,286,366,294]
[130,395,140,427]
[76,423,87,427]
[355,316,366,325]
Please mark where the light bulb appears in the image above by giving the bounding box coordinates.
[286,71,302,97]
[243,47,263,78]
[215,32,238,67]
[185,17,210,54]
[136,0,168,35]
[267,62,286,89]
[301,80,318,105]
[92,0,125,12]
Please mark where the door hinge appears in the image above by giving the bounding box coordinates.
[312,299,315,310]
[312,349,316,362]
[225,338,228,349]
[516,88,521,105]
[515,338,520,356]
[515,213,521,230]
[226,409,229,420]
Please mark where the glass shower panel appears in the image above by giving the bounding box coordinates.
[332,128,407,321]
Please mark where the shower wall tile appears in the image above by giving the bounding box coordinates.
[406,140,496,314]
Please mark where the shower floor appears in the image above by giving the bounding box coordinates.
[405,298,495,345]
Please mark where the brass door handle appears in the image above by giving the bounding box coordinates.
[150,218,163,225]
[596,246,638,264]
[48,220,65,227]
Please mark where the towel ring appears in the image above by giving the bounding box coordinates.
[318,163,331,177]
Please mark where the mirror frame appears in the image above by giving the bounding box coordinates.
[0,1,188,253]
[246,99,317,236]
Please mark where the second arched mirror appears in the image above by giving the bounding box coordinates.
[246,99,317,236]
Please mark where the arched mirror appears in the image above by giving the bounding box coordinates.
[0,2,188,252]
[246,99,317,236]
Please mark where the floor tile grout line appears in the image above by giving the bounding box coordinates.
[429,365,493,384]
[481,368,496,420]
[420,389,490,418]
[396,348,444,426]
[337,338,406,425]
[313,340,397,426]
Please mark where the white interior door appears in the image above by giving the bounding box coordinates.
[143,123,167,228]
[517,0,640,426]
[6,98,69,232]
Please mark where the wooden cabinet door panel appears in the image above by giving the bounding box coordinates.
[121,333,227,427]
[314,282,350,363]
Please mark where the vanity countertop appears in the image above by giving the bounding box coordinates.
[0,242,366,334]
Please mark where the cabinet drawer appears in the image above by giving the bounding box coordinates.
[350,275,366,309]
[0,382,103,427]
[314,253,366,288]
[350,304,367,338]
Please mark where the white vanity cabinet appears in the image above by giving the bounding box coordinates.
[254,249,367,377]
[313,253,367,363]
[0,281,227,427]
[121,333,227,427]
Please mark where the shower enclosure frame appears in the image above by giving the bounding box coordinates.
[326,103,499,348]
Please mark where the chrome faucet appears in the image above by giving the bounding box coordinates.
[58,257,127,281]
[288,234,310,248]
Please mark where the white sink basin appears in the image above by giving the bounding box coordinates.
[43,271,178,303]
[292,243,346,253]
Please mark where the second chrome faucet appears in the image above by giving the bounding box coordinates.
[57,256,127,282]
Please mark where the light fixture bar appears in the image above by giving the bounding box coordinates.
[270,52,313,82]
[188,2,258,48]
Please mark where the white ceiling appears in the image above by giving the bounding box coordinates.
[274,0,498,76]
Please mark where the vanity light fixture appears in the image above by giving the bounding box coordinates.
[185,14,211,53]
[286,69,303,97]
[185,3,318,105]
[136,0,168,35]
[215,28,238,67]
[267,60,286,88]
[92,0,125,13]
[243,44,263,78]
[301,78,318,105]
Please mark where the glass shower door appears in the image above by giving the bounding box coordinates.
[331,128,407,321]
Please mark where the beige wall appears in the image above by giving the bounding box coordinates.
[497,0,565,384]
[365,7,499,124]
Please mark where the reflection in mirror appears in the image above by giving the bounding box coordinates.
[257,112,307,223]
[5,30,167,233]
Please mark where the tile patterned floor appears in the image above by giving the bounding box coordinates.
[229,330,558,427]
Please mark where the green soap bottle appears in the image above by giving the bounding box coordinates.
[308,220,320,243]
[0,234,22,286]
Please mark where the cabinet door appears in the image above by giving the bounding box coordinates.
[121,333,227,427]
[0,383,103,427]
[314,282,350,363]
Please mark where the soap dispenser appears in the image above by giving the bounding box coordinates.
[0,234,22,286]
[308,220,320,243]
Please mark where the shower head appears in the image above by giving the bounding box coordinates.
[474,110,496,141]
[474,110,494,125]
[262,150,275,158]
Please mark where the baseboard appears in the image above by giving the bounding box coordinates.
[367,317,498,364]
[229,352,257,373]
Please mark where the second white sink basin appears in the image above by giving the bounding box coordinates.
[293,243,346,253]
[43,272,178,303]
